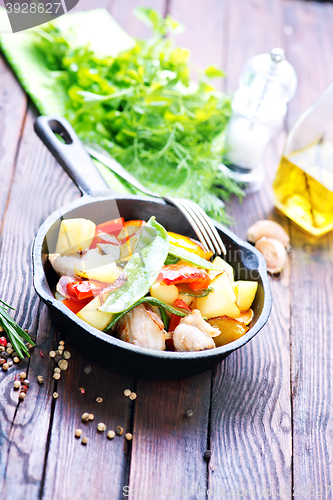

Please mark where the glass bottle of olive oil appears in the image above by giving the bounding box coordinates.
[273,82,333,236]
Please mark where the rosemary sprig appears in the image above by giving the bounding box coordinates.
[0,299,35,359]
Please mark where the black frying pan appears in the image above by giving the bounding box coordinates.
[33,116,272,380]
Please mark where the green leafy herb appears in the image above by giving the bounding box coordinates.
[168,243,221,270]
[100,217,168,313]
[0,299,35,359]
[32,8,243,222]
[177,285,214,297]
[104,296,189,331]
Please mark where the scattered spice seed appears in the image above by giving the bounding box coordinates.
[82,412,90,422]
[203,450,212,460]
[75,429,82,438]
[129,392,137,400]
[7,360,13,367]
[39,351,44,358]
[0,359,5,365]
[53,373,61,380]
[54,353,62,363]
[20,385,28,393]
[116,426,124,436]
[185,410,194,418]
[7,343,12,349]
[107,430,115,439]
[6,347,13,355]
[124,389,131,397]
[23,379,30,387]
[96,397,103,403]
[63,351,71,360]
[53,392,59,399]
[49,350,56,358]
[13,357,20,364]
[81,437,88,445]
[0,346,4,352]
[2,363,9,371]
[83,365,92,374]
[58,359,68,371]
[54,367,61,373]
[13,380,21,390]
[97,422,106,432]
[11,351,18,358]
[89,414,94,421]
[59,340,65,346]
[0,326,3,332]
[19,392,26,400]
[28,343,34,349]
[125,433,133,441]
[19,371,27,379]
[79,387,85,394]
[37,375,44,384]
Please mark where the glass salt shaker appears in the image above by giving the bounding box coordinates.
[221,48,297,192]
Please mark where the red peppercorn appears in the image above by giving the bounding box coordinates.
[20,385,28,393]
[0,337,7,347]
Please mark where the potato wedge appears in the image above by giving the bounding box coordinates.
[150,281,178,305]
[196,271,240,319]
[77,295,113,331]
[235,309,254,325]
[208,256,234,281]
[208,316,249,347]
[55,218,96,256]
[232,281,258,311]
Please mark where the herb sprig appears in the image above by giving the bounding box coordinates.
[0,300,35,359]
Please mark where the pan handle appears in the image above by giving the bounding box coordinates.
[34,116,112,196]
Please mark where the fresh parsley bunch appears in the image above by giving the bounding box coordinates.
[34,8,243,222]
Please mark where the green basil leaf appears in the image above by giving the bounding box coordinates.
[100,217,168,313]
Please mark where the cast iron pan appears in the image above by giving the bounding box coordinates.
[33,116,272,380]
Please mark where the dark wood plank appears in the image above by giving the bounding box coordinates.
[283,1,333,496]
[0,107,80,499]
[127,373,211,498]
[206,1,292,497]
[0,56,27,226]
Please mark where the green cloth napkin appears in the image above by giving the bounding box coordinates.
[0,8,139,194]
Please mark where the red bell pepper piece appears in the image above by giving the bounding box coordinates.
[159,265,211,290]
[66,281,103,301]
[168,299,191,333]
[62,298,92,314]
[90,217,124,248]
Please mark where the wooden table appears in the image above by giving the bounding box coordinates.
[1,1,333,498]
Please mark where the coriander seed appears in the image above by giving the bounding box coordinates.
[0,326,3,332]
[125,433,133,441]
[2,363,9,371]
[53,373,61,380]
[129,392,137,400]
[13,357,20,364]
[97,422,106,432]
[107,430,115,439]
[81,437,88,445]
[49,350,56,358]
[116,426,124,436]
[82,412,90,422]
[53,392,59,399]
[59,340,65,346]
[63,351,71,360]
[75,429,82,438]
[124,389,131,397]
[37,375,44,384]
[58,359,68,371]
[13,380,21,390]
[185,410,194,418]
[6,347,13,355]
[54,367,61,373]
[0,346,5,352]
[89,413,94,421]
[96,397,103,403]
[19,392,26,400]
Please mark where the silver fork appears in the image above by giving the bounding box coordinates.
[84,144,226,256]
